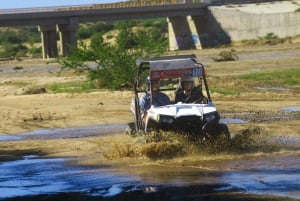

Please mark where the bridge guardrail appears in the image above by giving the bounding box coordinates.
[0,0,203,14]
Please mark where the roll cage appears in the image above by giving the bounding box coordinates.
[131,54,212,131]
[132,54,211,101]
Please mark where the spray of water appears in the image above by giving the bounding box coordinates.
[104,126,294,161]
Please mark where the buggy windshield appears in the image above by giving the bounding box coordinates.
[136,54,204,80]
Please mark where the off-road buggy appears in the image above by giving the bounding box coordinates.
[130,54,230,140]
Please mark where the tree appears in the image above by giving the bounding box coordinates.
[58,21,167,89]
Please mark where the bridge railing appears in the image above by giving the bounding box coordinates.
[0,0,203,14]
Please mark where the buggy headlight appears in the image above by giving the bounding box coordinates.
[158,115,174,124]
[204,113,216,122]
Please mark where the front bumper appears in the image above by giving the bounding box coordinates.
[154,112,220,135]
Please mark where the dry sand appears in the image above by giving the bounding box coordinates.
[0,43,299,162]
[1,44,299,137]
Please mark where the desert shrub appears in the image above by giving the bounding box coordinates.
[241,33,286,46]
[13,66,23,70]
[212,49,238,62]
[257,33,284,45]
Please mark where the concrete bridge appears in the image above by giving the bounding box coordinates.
[2,0,299,59]
[0,0,208,58]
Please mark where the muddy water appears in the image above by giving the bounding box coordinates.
[0,118,245,141]
[282,107,300,112]
[217,155,300,198]
[0,154,299,200]
[0,124,127,141]
[0,155,139,199]
[0,122,300,200]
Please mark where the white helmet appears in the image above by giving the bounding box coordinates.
[146,76,160,91]
[180,76,194,89]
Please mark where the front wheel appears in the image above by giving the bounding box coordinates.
[214,123,231,141]
[133,96,144,132]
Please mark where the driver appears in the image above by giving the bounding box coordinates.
[140,76,170,114]
[175,76,208,103]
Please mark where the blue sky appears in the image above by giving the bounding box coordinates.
[1,0,126,9]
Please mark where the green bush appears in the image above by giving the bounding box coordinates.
[0,27,40,59]
[90,33,104,47]
[0,43,28,58]
[29,46,42,58]
[0,31,22,44]
[19,26,40,43]
[58,21,168,89]
[77,22,115,40]
[0,27,39,44]
[93,22,114,33]
[77,27,93,39]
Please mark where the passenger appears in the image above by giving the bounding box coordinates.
[175,76,208,104]
[140,76,170,114]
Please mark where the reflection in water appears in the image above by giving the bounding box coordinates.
[220,118,247,124]
[0,156,139,199]
[281,106,300,112]
[218,155,300,199]
[255,86,292,91]
[0,124,127,141]
[0,155,299,199]
[222,169,300,199]
[0,135,21,141]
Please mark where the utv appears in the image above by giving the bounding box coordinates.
[130,54,230,140]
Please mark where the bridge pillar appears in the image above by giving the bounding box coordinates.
[168,16,202,51]
[57,17,79,57]
[167,17,178,51]
[168,16,194,51]
[38,25,58,59]
[187,15,203,50]
[190,15,210,48]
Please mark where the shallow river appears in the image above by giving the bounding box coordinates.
[0,154,299,200]
[0,123,299,200]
